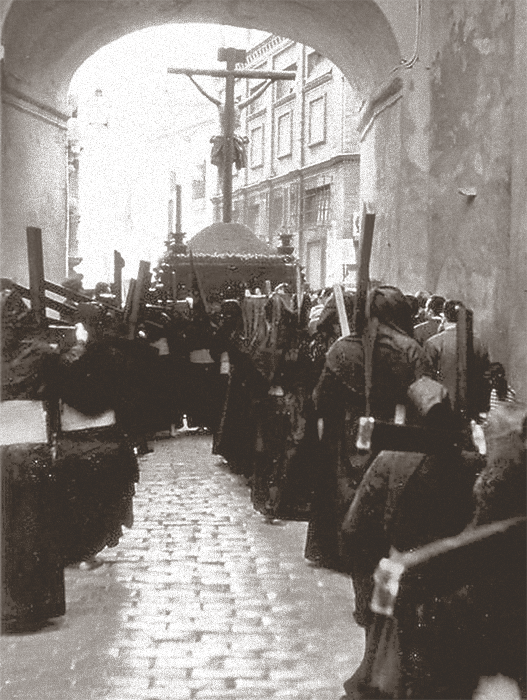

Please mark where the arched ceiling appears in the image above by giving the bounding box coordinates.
[2,0,401,114]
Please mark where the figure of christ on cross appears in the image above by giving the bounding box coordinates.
[168,47,295,223]
[187,74,270,171]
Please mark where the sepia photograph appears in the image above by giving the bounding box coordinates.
[0,1,526,699]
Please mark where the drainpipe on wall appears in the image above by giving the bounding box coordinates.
[298,44,306,273]
[65,141,70,277]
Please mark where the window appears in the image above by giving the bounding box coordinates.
[287,182,300,229]
[342,213,360,239]
[248,81,267,115]
[307,51,323,77]
[192,180,205,199]
[88,88,109,127]
[308,95,326,145]
[250,125,264,167]
[277,111,292,158]
[270,190,284,235]
[275,63,296,101]
[167,199,174,232]
[304,184,331,227]
[191,161,206,199]
[247,202,260,234]
[307,240,323,290]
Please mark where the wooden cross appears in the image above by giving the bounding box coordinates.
[168,47,295,224]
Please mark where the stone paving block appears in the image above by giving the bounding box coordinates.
[234,607,264,619]
[190,645,229,660]
[187,620,231,633]
[234,678,283,690]
[152,657,195,672]
[222,563,257,575]
[192,611,233,624]
[186,677,230,693]
[261,649,303,662]
[152,626,200,641]
[121,626,157,646]
[199,602,235,615]
[191,684,264,700]
[222,657,268,675]
[197,591,236,603]
[235,598,272,610]
[118,655,155,673]
[145,688,192,700]
[268,668,307,682]
[107,675,151,691]
[198,574,231,586]
[190,667,239,681]
[230,620,264,633]
[166,603,203,617]
[146,659,191,687]
[230,634,275,651]
[261,616,301,629]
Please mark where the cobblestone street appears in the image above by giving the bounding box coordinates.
[1,433,364,700]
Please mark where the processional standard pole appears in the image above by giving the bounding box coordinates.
[218,48,245,223]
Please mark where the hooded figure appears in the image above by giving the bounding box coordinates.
[339,382,482,700]
[1,287,66,631]
[212,298,260,477]
[305,286,431,571]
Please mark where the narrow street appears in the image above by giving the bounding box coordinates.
[1,433,364,700]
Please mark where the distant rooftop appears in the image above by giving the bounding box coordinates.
[246,34,290,65]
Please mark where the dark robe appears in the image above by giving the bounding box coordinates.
[305,323,431,571]
[54,339,140,564]
[340,447,482,699]
[54,425,138,566]
[1,338,66,631]
[413,317,441,345]
[464,402,526,693]
[184,314,220,431]
[212,341,266,478]
[399,402,527,698]
[425,324,491,418]
[249,293,314,520]
[251,361,314,520]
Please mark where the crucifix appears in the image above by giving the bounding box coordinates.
[168,47,296,223]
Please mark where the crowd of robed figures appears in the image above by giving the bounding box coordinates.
[183,284,525,700]
[1,277,525,700]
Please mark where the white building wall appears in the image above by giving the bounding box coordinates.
[228,35,361,289]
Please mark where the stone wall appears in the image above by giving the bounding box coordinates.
[427,0,517,381]
[1,89,68,284]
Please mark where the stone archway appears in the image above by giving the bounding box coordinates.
[1,0,526,398]
[1,0,409,286]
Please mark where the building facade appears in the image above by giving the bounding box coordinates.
[210,36,363,290]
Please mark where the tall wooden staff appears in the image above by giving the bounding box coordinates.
[26,227,47,327]
[170,271,178,304]
[127,261,151,340]
[353,208,376,450]
[333,283,350,337]
[455,303,474,425]
[353,205,376,336]
[113,250,125,309]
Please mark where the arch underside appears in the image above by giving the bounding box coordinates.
[0,0,404,299]
[2,0,401,113]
